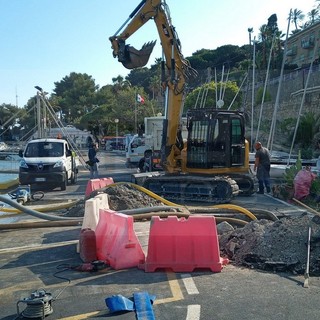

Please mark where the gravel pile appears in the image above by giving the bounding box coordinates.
[219,214,320,275]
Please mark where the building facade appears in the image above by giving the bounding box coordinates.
[286,21,320,68]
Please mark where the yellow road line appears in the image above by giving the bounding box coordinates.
[59,271,184,319]
[154,271,184,304]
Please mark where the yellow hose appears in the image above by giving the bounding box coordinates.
[106,182,257,221]
[207,204,257,221]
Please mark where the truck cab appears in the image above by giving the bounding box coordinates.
[125,134,151,168]
[18,138,78,190]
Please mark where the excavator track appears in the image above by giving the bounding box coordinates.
[142,174,239,204]
[228,174,256,196]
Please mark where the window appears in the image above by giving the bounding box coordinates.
[231,119,242,144]
[25,142,63,157]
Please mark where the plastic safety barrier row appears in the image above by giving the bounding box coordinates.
[140,216,229,272]
[85,177,114,198]
[95,209,145,270]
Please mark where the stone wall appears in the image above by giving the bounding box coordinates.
[244,66,320,152]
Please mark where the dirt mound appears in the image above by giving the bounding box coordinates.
[219,214,320,275]
[66,183,164,217]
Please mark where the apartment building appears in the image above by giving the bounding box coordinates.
[286,21,320,68]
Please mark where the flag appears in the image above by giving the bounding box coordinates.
[136,93,145,104]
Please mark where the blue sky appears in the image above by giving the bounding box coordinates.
[0,0,317,107]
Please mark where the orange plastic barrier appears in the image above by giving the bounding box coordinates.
[85,177,114,198]
[95,209,145,270]
[141,216,229,272]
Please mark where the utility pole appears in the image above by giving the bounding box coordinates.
[251,38,257,152]
[36,92,42,138]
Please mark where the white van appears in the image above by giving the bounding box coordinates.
[19,138,78,190]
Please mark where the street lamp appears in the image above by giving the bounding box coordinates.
[114,119,119,149]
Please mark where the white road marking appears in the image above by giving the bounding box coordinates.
[186,304,201,320]
[181,273,199,294]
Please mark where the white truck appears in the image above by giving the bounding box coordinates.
[125,116,187,171]
[19,138,78,191]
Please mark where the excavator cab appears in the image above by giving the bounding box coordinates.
[186,109,247,170]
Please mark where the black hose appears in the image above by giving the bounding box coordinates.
[0,220,82,230]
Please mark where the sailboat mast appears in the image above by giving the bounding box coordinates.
[267,9,292,152]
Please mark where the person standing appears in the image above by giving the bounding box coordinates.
[254,141,271,194]
[88,143,99,179]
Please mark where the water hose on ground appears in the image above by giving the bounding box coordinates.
[121,206,186,215]
[0,211,248,230]
[132,212,248,226]
[189,207,278,221]
[0,198,80,214]
[0,181,259,230]
[0,220,82,230]
[107,182,258,221]
[0,195,81,221]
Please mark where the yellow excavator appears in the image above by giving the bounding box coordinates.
[109,0,255,203]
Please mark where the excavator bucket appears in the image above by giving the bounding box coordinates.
[120,41,156,69]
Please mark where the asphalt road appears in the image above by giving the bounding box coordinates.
[1,151,320,320]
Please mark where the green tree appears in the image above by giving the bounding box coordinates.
[255,87,272,105]
[53,72,99,124]
[0,103,26,141]
[184,81,241,112]
[295,112,320,150]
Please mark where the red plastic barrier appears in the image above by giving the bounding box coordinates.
[85,177,114,198]
[95,209,145,270]
[79,228,97,263]
[141,216,229,272]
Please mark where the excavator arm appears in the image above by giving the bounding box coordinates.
[109,0,197,173]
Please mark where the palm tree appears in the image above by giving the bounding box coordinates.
[307,9,319,24]
[291,9,305,30]
[111,76,132,93]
